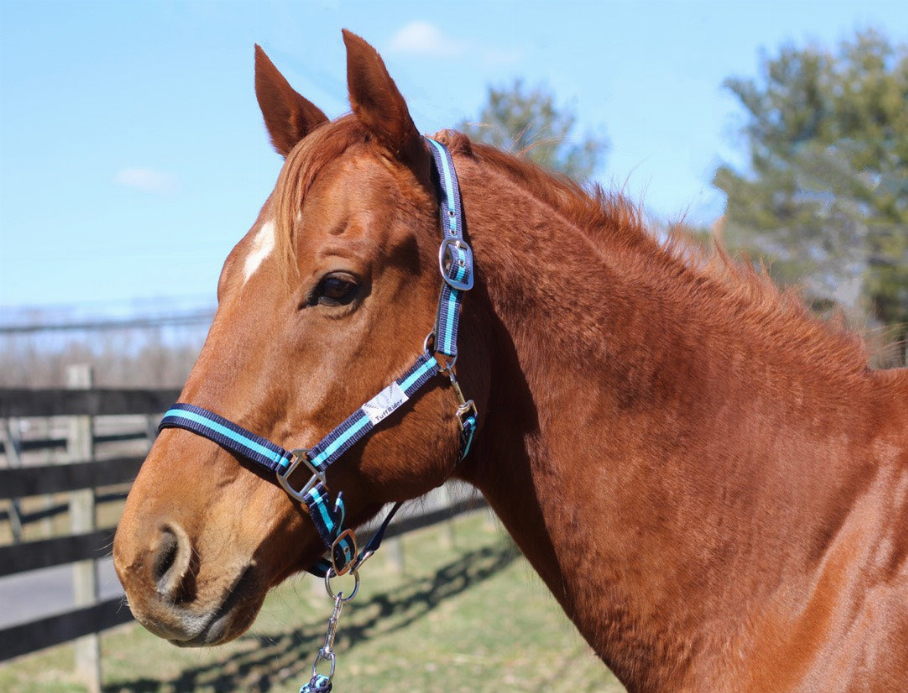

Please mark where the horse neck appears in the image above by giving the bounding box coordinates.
[453,153,890,688]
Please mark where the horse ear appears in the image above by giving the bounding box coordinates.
[342,30,422,160]
[254,45,328,157]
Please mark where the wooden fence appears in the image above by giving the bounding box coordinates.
[0,367,179,693]
[0,369,485,692]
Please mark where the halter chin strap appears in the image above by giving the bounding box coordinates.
[158,138,476,578]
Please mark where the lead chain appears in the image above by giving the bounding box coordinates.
[299,570,360,693]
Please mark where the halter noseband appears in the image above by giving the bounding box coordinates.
[158,138,477,579]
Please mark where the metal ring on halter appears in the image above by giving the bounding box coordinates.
[423,331,436,356]
[324,567,360,602]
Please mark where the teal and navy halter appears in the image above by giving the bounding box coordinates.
[158,138,477,579]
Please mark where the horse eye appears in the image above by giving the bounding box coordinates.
[315,274,359,306]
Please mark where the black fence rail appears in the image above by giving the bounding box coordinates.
[0,455,144,499]
[0,598,132,663]
[0,388,180,418]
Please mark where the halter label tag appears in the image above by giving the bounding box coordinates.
[362,382,409,425]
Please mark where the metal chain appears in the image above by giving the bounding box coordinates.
[299,569,360,692]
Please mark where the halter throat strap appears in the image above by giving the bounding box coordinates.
[158,138,475,576]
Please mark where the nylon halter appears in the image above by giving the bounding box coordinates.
[158,138,476,578]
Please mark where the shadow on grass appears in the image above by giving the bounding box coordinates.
[108,539,518,692]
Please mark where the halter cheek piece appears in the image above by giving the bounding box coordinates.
[158,138,477,580]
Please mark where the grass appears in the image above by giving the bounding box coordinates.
[0,512,625,692]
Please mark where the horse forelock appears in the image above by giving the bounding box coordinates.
[271,116,370,283]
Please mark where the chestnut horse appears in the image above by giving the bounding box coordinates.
[113,31,908,692]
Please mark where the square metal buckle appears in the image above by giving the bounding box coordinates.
[456,399,478,426]
[438,237,474,291]
[276,448,326,503]
[330,529,359,576]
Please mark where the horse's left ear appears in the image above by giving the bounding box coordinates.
[342,29,422,162]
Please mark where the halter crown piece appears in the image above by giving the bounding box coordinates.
[158,139,476,692]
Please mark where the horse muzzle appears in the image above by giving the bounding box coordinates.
[113,517,264,646]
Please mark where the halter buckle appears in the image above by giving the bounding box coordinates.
[438,237,474,291]
[456,399,478,425]
[457,400,478,460]
[276,448,326,503]
[330,529,359,577]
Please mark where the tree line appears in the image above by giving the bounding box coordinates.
[463,27,906,366]
[1,325,205,388]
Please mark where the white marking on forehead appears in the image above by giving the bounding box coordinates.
[243,220,275,283]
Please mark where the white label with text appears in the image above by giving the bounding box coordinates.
[362,382,409,425]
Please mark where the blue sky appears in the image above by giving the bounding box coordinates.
[1,0,905,313]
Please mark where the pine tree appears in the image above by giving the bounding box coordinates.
[714,28,908,362]
[461,79,608,183]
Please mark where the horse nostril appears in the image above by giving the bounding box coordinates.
[152,524,196,603]
[152,529,179,584]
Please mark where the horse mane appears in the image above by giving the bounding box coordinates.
[272,121,870,379]
[434,129,871,379]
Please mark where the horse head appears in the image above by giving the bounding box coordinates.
[113,31,488,646]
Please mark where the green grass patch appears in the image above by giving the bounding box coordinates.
[1,512,624,692]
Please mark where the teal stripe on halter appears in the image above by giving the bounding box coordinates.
[162,408,286,467]
[442,289,459,351]
[400,357,437,392]
[428,139,457,236]
[305,486,336,533]
[441,251,467,351]
[309,413,371,468]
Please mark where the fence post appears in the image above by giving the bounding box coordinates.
[67,364,101,693]
[1,418,25,543]
[385,535,405,573]
[39,417,56,537]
